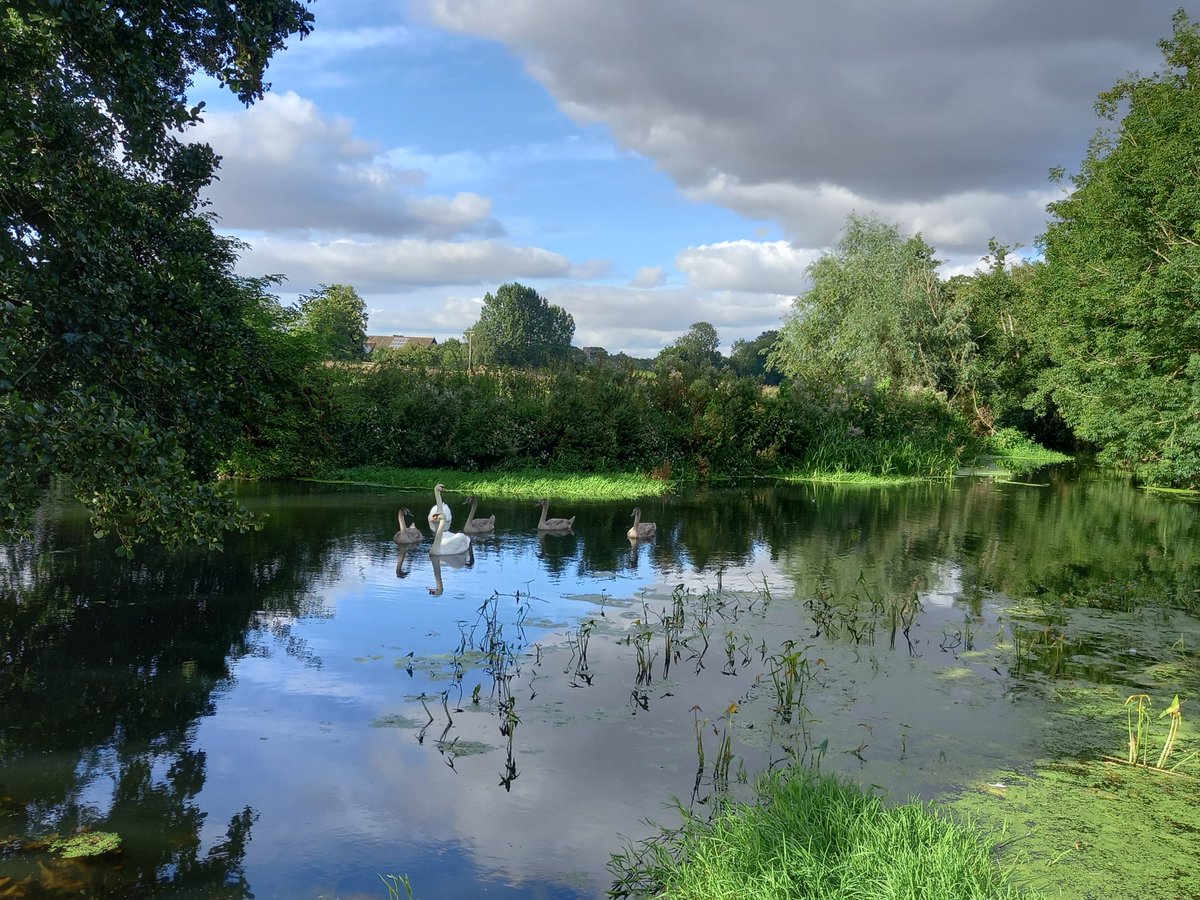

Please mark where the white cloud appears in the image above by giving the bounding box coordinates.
[195,92,500,239]
[239,237,574,292]
[534,283,793,357]
[686,176,1063,252]
[298,24,413,54]
[630,266,666,288]
[676,240,819,294]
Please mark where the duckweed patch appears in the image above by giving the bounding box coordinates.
[370,714,425,729]
[950,761,1200,900]
[49,831,121,859]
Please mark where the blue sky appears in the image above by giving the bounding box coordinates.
[190,1,1174,356]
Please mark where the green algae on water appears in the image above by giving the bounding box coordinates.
[951,760,1200,900]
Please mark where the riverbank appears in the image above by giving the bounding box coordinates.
[309,428,1071,499]
[608,767,1034,899]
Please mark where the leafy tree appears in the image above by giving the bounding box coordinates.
[299,284,368,360]
[771,214,969,396]
[473,282,575,368]
[657,322,723,372]
[0,1,313,551]
[1035,11,1200,486]
[945,245,1061,437]
[729,330,782,384]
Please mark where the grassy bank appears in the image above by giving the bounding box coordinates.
[310,466,671,500]
[983,428,1072,468]
[609,768,1033,900]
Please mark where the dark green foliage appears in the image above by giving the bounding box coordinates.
[0,1,312,550]
[945,246,1063,441]
[729,330,782,384]
[221,285,332,480]
[298,283,368,361]
[777,378,978,477]
[472,282,575,368]
[309,360,976,481]
[1035,11,1200,487]
[657,321,724,374]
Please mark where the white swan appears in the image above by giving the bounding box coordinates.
[462,495,496,534]
[429,496,451,532]
[627,507,656,540]
[394,507,423,544]
[430,483,471,555]
[535,498,575,531]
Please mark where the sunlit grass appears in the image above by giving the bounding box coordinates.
[983,428,1071,466]
[310,466,670,500]
[777,469,934,486]
[610,768,1034,900]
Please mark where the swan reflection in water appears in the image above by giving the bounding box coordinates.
[394,544,414,578]
[428,544,475,596]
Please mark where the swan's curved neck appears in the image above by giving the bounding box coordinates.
[537,503,549,528]
[430,508,447,551]
[632,509,641,528]
[463,497,478,528]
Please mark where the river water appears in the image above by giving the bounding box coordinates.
[1,465,1198,898]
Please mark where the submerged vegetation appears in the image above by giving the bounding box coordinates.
[608,770,1032,900]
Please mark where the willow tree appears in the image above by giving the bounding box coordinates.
[1035,11,1200,486]
[1,2,313,551]
[771,214,970,397]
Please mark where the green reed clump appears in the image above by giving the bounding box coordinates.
[609,768,1035,900]
[316,466,668,500]
[1123,693,1193,771]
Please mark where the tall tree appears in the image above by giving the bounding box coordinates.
[729,330,782,384]
[1035,11,1200,486]
[0,1,313,551]
[299,284,368,360]
[657,322,723,372]
[771,213,969,396]
[473,282,575,368]
[945,245,1055,436]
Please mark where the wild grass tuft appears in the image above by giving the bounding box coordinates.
[311,466,670,500]
[609,768,1035,899]
[983,428,1071,466]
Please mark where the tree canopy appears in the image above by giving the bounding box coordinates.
[771,214,968,396]
[0,1,313,551]
[657,322,723,373]
[299,284,368,360]
[472,282,575,368]
[1035,11,1200,486]
[729,330,782,384]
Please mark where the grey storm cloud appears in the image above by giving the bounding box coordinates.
[426,0,1174,247]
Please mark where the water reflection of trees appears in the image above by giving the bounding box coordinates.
[3,472,1196,894]
[0,491,358,897]
[758,471,1200,615]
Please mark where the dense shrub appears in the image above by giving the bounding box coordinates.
[266,360,980,481]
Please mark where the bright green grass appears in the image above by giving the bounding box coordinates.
[984,428,1071,466]
[610,769,1034,900]
[777,469,935,486]
[311,466,670,500]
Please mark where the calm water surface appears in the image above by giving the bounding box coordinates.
[2,466,1199,898]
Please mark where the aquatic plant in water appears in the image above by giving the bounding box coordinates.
[1121,693,1192,771]
[49,830,122,858]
